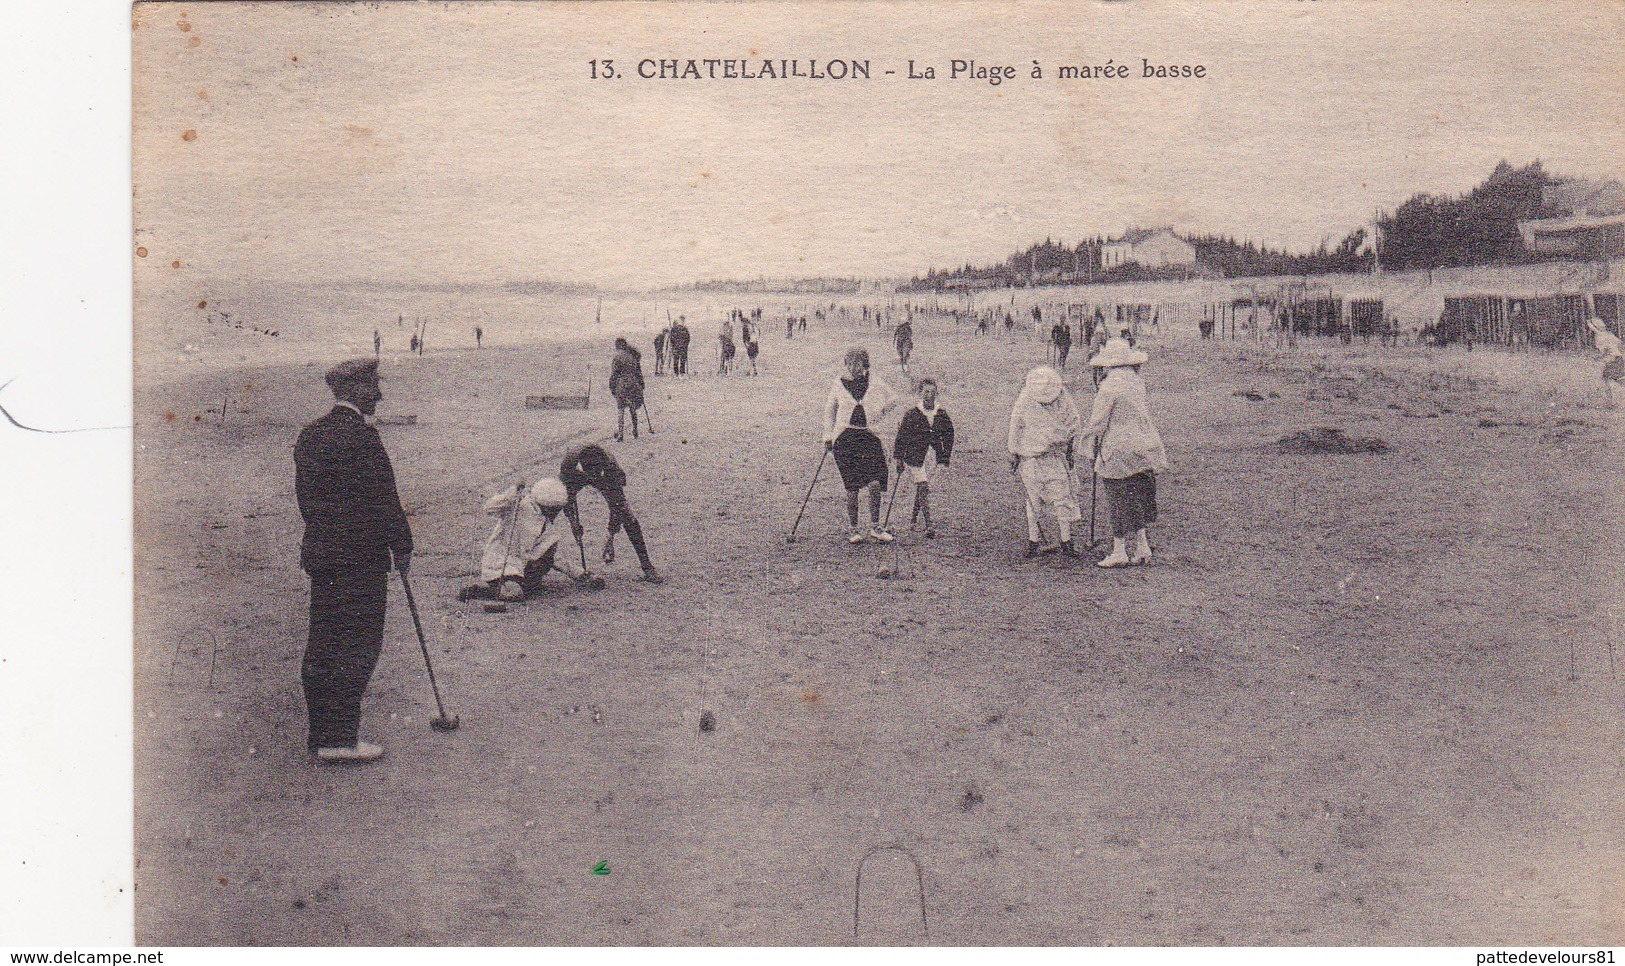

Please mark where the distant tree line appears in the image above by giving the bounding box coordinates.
[1376,161,1559,271]
[1187,230,1370,278]
[901,160,1574,291]
[684,277,865,294]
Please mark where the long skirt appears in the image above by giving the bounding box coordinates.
[834,427,888,491]
[1603,356,1624,383]
[1019,453,1080,521]
[1103,471,1158,538]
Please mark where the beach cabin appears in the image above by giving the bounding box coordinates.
[1517,179,1625,258]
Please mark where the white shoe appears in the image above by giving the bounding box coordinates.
[869,527,894,543]
[848,531,867,545]
[316,742,384,763]
[1097,552,1132,569]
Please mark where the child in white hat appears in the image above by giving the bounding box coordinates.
[1007,366,1083,558]
[1082,339,1169,567]
[460,478,603,601]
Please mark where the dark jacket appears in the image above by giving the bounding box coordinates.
[295,406,412,573]
[560,444,627,504]
[892,406,955,469]
[610,346,645,404]
[668,324,691,351]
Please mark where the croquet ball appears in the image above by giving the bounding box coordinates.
[681,438,689,444]
[789,572,805,590]
[699,710,716,732]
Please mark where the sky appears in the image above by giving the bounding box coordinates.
[132,0,1625,291]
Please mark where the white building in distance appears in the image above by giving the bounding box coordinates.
[1101,228,1197,270]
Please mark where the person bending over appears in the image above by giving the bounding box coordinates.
[560,443,663,583]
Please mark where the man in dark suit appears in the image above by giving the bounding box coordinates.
[294,359,413,763]
[668,317,691,377]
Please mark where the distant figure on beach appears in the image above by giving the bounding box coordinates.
[409,333,420,354]
[474,325,483,348]
[787,316,796,340]
[1083,339,1169,569]
[718,329,736,375]
[1588,317,1623,409]
[893,377,954,539]
[799,315,807,333]
[1051,320,1072,369]
[669,317,691,377]
[744,323,760,375]
[1007,366,1081,560]
[653,328,669,375]
[373,330,381,357]
[560,443,663,583]
[457,478,603,602]
[294,359,411,763]
[824,347,898,545]
[1088,326,1109,387]
[1004,312,1015,338]
[610,337,646,441]
[894,318,914,371]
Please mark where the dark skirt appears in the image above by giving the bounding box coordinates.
[612,383,644,409]
[1103,471,1158,538]
[1604,356,1624,383]
[833,427,888,491]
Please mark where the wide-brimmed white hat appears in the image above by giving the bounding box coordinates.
[1089,338,1149,368]
[1023,366,1064,404]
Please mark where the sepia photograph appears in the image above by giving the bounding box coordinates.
[114,0,1625,946]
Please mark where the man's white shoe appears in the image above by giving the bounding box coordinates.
[316,742,384,763]
[869,528,895,543]
[848,531,867,545]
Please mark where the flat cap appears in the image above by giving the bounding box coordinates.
[324,358,379,391]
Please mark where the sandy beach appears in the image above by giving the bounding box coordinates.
[133,304,1625,944]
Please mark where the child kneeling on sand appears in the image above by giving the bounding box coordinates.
[459,478,604,602]
[892,377,954,538]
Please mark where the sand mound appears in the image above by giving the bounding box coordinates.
[1275,426,1390,455]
